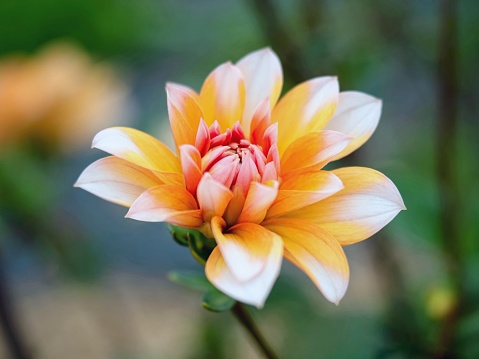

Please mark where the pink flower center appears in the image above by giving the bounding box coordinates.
[196,120,280,195]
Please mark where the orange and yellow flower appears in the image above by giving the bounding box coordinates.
[75,48,405,308]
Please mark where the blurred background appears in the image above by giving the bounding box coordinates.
[0,0,478,358]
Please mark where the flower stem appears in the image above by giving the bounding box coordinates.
[231,302,279,359]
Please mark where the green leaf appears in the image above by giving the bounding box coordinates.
[168,270,212,292]
[187,231,216,265]
[168,225,191,246]
[168,270,236,312]
[202,288,236,312]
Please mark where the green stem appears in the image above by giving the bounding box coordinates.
[231,302,279,359]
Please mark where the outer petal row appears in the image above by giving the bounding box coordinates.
[206,219,283,308]
[200,62,245,131]
[273,77,339,154]
[324,91,382,160]
[264,218,350,305]
[92,127,183,186]
[166,83,203,149]
[236,48,283,134]
[74,156,161,207]
[284,167,406,245]
[126,185,202,228]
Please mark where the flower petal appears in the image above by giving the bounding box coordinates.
[284,167,406,245]
[237,180,279,224]
[205,229,283,308]
[197,173,234,222]
[200,62,245,130]
[179,144,202,196]
[266,171,343,219]
[264,218,349,304]
[166,83,203,149]
[126,185,202,227]
[281,130,351,175]
[92,127,183,186]
[74,156,161,207]
[236,48,283,133]
[273,77,339,153]
[223,185,246,227]
[211,216,280,282]
[324,91,382,160]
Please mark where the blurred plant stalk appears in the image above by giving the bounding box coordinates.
[435,0,462,357]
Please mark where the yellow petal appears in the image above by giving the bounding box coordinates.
[324,91,382,160]
[199,62,245,130]
[74,156,161,207]
[237,180,279,224]
[266,171,343,219]
[273,77,339,153]
[284,167,406,245]
[196,173,233,222]
[281,130,351,175]
[211,216,281,282]
[126,185,202,227]
[166,82,203,149]
[264,218,349,304]
[92,127,183,186]
[236,48,283,134]
[205,229,283,308]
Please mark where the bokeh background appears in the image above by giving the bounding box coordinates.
[1,0,478,358]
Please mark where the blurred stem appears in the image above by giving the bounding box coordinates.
[246,0,309,84]
[435,0,462,357]
[0,250,32,359]
[231,303,279,359]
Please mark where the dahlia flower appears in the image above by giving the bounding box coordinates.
[75,48,404,308]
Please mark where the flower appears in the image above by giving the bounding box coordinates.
[0,42,129,153]
[75,48,405,308]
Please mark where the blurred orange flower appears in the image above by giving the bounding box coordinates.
[0,43,129,153]
[76,48,405,307]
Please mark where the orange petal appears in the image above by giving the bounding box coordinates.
[126,185,202,227]
[74,156,161,207]
[197,173,233,222]
[200,62,245,130]
[166,83,203,149]
[237,180,279,224]
[250,98,271,148]
[92,127,183,186]
[284,167,406,245]
[264,218,349,304]
[223,185,247,227]
[273,77,339,153]
[179,145,202,196]
[281,130,351,175]
[194,119,211,156]
[205,229,283,308]
[236,48,283,134]
[266,171,343,219]
[324,91,382,160]
[211,216,281,282]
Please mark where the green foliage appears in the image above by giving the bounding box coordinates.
[168,270,236,312]
[0,0,151,57]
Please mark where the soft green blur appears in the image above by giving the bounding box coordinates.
[0,1,478,358]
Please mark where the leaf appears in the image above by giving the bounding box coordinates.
[202,288,236,312]
[168,270,236,312]
[168,270,212,292]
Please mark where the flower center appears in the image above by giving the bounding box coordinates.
[198,120,280,195]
